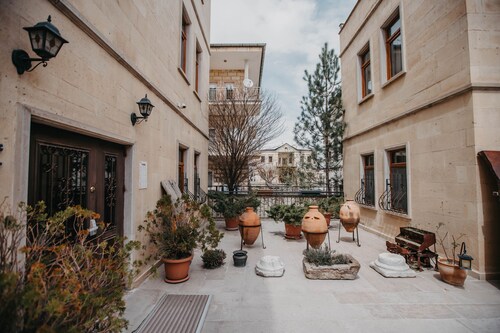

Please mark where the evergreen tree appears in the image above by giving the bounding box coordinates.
[294,43,345,194]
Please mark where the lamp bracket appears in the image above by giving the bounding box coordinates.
[131,113,147,126]
[12,49,47,75]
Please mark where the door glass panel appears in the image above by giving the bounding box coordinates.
[104,155,117,228]
[37,143,89,215]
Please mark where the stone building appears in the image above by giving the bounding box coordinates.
[0,0,211,282]
[340,0,500,279]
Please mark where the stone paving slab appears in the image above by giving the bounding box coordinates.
[124,219,500,332]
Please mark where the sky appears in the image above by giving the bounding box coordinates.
[211,0,358,148]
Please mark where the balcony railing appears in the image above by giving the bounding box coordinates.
[378,179,407,214]
[208,87,260,102]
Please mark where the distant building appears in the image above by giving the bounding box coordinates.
[340,0,500,279]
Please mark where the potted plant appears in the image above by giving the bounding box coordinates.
[140,194,222,283]
[302,245,360,280]
[198,205,225,269]
[208,192,260,230]
[318,196,343,227]
[435,222,468,286]
[267,203,307,239]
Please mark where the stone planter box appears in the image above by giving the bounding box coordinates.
[303,254,360,280]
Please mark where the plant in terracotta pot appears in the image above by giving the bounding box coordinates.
[139,194,222,283]
[318,196,343,227]
[267,203,307,240]
[208,192,260,230]
[435,222,468,286]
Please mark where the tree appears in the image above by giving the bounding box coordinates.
[294,43,345,194]
[209,88,283,193]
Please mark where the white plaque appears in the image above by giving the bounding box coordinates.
[139,161,148,189]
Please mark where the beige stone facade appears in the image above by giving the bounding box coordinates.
[340,0,500,279]
[0,0,211,283]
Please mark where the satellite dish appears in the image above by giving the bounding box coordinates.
[243,78,254,88]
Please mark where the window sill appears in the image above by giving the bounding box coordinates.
[178,67,191,86]
[381,70,406,89]
[382,209,411,220]
[358,204,377,211]
[193,90,202,103]
[358,93,374,105]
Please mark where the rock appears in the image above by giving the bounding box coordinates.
[255,256,285,277]
[302,254,360,280]
[370,252,416,278]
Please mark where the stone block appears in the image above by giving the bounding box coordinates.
[303,254,360,280]
[370,253,416,278]
[255,256,285,277]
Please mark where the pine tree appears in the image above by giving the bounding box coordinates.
[294,43,345,194]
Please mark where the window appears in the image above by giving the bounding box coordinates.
[307,156,312,163]
[360,47,372,97]
[289,156,293,164]
[389,148,407,213]
[384,12,403,79]
[209,84,216,101]
[261,156,265,163]
[180,8,190,73]
[363,154,375,205]
[268,156,272,163]
[225,83,234,100]
[195,43,202,92]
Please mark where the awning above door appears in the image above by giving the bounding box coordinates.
[478,150,500,182]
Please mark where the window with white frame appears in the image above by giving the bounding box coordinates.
[379,147,407,214]
[382,9,403,81]
[209,83,217,101]
[359,46,372,98]
[355,154,375,206]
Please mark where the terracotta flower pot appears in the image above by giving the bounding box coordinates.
[324,213,332,227]
[437,258,467,286]
[162,254,193,284]
[239,207,261,245]
[284,223,302,239]
[301,206,328,248]
[224,216,239,230]
[339,200,360,232]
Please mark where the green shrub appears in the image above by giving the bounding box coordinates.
[0,200,140,333]
[208,192,260,218]
[318,196,343,218]
[303,245,350,266]
[201,249,226,269]
[266,203,306,226]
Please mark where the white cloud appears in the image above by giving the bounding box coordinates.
[211,0,357,148]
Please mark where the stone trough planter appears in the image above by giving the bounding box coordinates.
[303,254,360,280]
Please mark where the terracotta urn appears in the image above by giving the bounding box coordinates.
[239,207,261,245]
[339,200,360,232]
[224,216,239,231]
[162,254,193,284]
[301,205,328,248]
[437,258,467,286]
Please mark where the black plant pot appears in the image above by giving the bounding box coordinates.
[233,250,248,267]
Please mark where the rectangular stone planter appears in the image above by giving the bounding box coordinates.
[303,254,360,280]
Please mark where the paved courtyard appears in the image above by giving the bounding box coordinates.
[124,219,500,333]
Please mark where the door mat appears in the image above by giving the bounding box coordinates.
[134,294,212,333]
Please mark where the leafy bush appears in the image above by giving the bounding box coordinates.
[201,249,226,269]
[318,196,343,218]
[208,192,260,218]
[266,203,307,226]
[0,200,140,333]
[303,245,350,266]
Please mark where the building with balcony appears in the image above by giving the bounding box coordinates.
[0,0,211,284]
[340,0,500,279]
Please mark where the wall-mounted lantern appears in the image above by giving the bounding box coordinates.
[131,94,154,126]
[458,242,473,270]
[12,15,68,75]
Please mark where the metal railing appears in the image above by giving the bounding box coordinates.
[208,87,261,102]
[378,179,407,214]
[354,179,375,207]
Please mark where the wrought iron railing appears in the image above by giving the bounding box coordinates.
[354,179,375,207]
[208,87,261,102]
[378,179,407,214]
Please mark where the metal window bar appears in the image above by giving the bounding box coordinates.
[378,179,407,214]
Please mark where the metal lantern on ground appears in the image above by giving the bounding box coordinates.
[458,242,473,270]
[12,15,68,74]
[131,94,155,125]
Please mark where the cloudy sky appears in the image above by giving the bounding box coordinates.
[211,0,357,148]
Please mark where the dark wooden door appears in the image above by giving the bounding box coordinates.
[28,123,125,239]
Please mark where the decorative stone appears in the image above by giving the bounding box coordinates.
[255,256,285,277]
[303,254,360,280]
[370,252,416,278]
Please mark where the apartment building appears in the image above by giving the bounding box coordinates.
[0,0,211,282]
[340,0,500,279]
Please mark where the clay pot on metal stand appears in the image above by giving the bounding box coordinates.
[301,206,328,249]
[337,200,361,246]
[239,207,261,245]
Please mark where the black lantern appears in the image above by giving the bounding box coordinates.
[131,94,154,126]
[12,15,68,75]
[458,242,473,270]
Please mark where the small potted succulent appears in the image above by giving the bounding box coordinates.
[267,203,307,239]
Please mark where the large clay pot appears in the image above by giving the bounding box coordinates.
[301,206,328,248]
[224,216,239,230]
[162,254,193,284]
[339,200,360,232]
[284,223,302,239]
[437,258,467,286]
[239,207,261,245]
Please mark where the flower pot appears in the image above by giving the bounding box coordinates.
[233,250,248,267]
[239,207,261,245]
[301,206,328,249]
[284,223,302,239]
[437,258,467,286]
[339,200,360,232]
[324,213,332,227]
[162,254,193,284]
[224,216,239,230]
